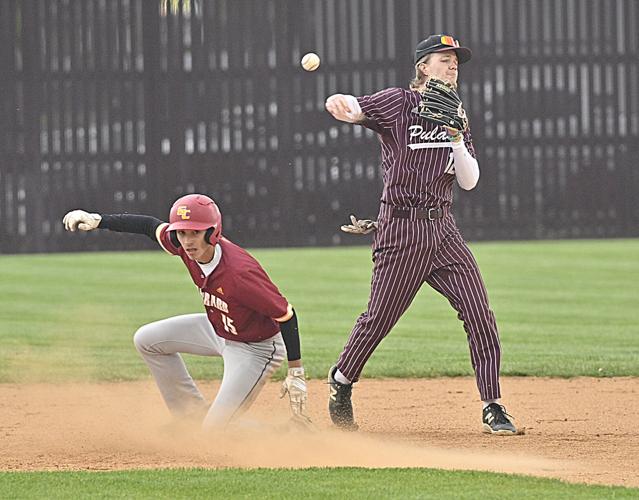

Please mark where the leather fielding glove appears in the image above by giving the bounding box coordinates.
[414,77,468,132]
[280,367,309,419]
[63,210,102,232]
[341,214,378,235]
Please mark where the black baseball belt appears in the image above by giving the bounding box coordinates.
[390,205,449,220]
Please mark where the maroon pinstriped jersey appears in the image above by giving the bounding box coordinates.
[157,226,289,342]
[357,88,476,208]
[334,87,504,401]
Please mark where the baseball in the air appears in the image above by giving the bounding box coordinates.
[301,52,320,71]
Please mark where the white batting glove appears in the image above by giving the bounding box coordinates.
[341,214,378,235]
[279,367,308,419]
[62,210,102,232]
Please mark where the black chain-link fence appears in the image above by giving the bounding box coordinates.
[1,0,638,253]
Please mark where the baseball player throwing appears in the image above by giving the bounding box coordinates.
[325,34,519,435]
[63,194,311,430]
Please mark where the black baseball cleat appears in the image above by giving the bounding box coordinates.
[482,403,519,435]
[328,365,359,431]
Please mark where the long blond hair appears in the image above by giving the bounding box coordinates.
[409,54,433,91]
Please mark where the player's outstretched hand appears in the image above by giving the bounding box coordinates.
[280,367,309,418]
[63,210,102,232]
[341,214,378,235]
[325,94,364,123]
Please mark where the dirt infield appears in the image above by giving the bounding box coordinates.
[1,377,637,488]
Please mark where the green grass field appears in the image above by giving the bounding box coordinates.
[1,468,636,500]
[1,239,637,382]
[1,239,638,498]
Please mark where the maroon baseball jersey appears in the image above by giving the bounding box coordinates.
[357,88,476,208]
[157,226,290,342]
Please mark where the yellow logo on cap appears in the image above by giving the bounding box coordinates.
[176,206,191,220]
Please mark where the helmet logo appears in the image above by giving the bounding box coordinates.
[176,206,191,220]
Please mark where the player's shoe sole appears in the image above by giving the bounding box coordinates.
[482,423,523,435]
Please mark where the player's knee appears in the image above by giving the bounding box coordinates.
[133,324,154,353]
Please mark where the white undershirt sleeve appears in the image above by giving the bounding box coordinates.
[451,137,480,190]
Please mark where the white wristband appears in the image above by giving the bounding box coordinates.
[450,133,465,148]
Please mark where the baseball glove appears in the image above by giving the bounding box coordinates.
[414,77,468,131]
[341,214,378,235]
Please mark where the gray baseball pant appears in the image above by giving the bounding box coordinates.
[133,313,286,429]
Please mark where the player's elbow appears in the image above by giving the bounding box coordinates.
[457,172,479,190]
[274,304,294,323]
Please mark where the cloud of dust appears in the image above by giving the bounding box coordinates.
[1,381,571,478]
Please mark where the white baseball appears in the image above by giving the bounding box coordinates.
[301,52,320,71]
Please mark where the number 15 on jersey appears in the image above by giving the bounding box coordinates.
[221,313,238,335]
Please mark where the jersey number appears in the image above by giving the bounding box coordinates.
[444,152,455,175]
[221,314,238,335]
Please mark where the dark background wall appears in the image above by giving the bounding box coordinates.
[1,0,638,253]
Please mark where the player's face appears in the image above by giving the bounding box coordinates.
[176,229,215,263]
[419,50,459,85]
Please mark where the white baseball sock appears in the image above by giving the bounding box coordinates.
[334,369,351,385]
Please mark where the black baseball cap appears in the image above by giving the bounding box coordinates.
[414,34,472,64]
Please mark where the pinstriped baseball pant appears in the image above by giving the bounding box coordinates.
[336,207,502,401]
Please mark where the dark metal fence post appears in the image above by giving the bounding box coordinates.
[141,0,164,217]
[20,0,44,252]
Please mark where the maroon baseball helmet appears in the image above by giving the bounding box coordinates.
[167,194,222,245]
